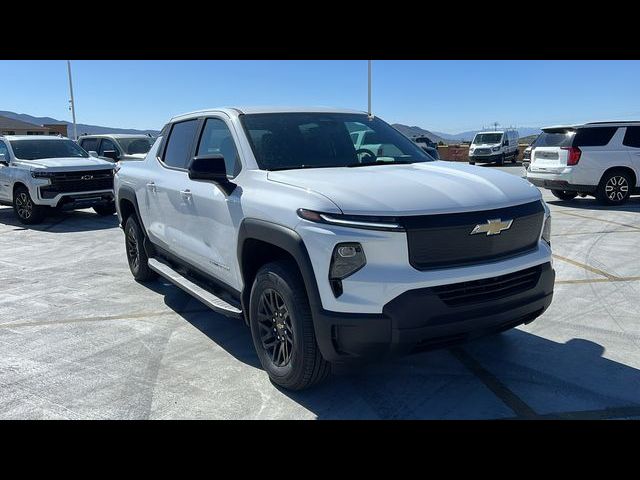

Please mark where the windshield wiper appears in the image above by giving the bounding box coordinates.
[346,160,413,168]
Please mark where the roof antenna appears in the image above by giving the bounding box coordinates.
[367,60,374,120]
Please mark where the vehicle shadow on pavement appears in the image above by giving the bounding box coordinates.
[139,279,640,419]
[0,206,118,232]
[145,280,262,369]
[281,329,640,419]
[546,197,640,212]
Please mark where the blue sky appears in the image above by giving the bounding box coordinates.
[1,60,639,133]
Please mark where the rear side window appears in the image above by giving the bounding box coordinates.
[623,126,640,148]
[80,138,99,152]
[162,120,198,169]
[573,127,617,147]
[196,118,241,177]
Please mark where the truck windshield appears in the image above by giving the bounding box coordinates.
[118,137,154,155]
[240,112,434,171]
[9,139,89,160]
[473,133,503,144]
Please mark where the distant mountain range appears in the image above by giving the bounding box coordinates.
[0,110,160,136]
[391,124,447,144]
[393,123,541,144]
[431,127,542,142]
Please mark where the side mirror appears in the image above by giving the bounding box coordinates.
[0,153,8,166]
[88,150,99,157]
[102,150,120,161]
[188,154,236,194]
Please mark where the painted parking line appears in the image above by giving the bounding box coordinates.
[0,307,211,329]
[450,347,537,419]
[552,254,619,280]
[555,210,640,231]
[556,277,640,285]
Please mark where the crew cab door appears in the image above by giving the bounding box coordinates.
[144,119,200,250]
[177,116,242,287]
[0,140,11,202]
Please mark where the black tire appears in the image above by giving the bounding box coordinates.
[94,203,116,216]
[497,155,505,166]
[13,185,46,224]
[249,260,330,390]
[124,215,157,282]
[596,170,632,205]
[551,190,578,201]
[469,161,475,165]
[511,153,518,164]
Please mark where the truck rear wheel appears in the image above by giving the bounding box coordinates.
[597,170,632,205]
[13,186,46,225]
[249,260,330,390]
[551,190,578,201]
[124,215,157,282]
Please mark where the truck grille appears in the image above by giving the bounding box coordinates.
[432,265,542,307]
[474,148,492,155]
[402,201,545,271]
[39,169,114,198]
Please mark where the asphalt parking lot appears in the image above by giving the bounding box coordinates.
[2,162,640,419]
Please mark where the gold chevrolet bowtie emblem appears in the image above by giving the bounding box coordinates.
[471,218,513,236]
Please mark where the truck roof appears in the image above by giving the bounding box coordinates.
[474,130,516,135]
[170,106,366,122]
[542,120,640,131]
[0,135,67,141]
[77,133,154,139]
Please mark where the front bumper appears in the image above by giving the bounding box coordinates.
[469,153,502,163]
[313,262,554,362]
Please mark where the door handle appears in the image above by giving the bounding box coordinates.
[180,189,192,201]
[146,182,157,193]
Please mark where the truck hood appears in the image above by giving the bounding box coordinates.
[267,161,541,216]
[17,157,115,172]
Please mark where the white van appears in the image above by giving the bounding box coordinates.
[526,121,640,205]
[469,130,519,165]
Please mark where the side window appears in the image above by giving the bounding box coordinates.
[623,126,640,148]
[99,138,119,156]
[574,127,617,147]
[196,118,241,176]
[0,140,9,162]
[80,138,99,152]
[162,120,199,169]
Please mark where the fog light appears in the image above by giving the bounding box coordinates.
[542,215,551,245]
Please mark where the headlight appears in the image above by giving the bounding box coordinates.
[329,242,366,297]
[492,146,501,152]
[542,215,551,245]
[31,171,54,178]
[297,208,404,232]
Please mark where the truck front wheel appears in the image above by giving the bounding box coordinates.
[249,260,330,390]
[13,186,46,225]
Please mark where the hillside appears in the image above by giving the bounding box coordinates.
[433,127,542,142]
[0,110,160,136]
[391,124,446,144]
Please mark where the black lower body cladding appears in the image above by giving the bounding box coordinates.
[313,262,555,362]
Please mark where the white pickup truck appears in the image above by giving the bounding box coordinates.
[115,107,554,390]
[0,135,116,224]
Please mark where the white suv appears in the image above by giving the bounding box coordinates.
[115,107,554,390]
[526,122,640,205]
[0,135,116,224]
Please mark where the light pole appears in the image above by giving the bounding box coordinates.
[367,60,373,119]
[67,60,78,140]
